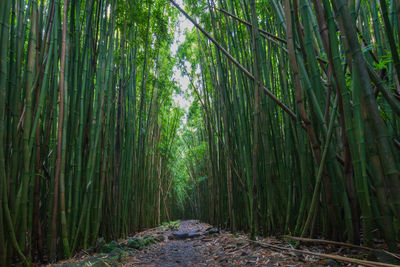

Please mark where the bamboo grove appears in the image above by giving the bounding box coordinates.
[2,0,400,265]
[173,0,400,252]
[0,0,186,265]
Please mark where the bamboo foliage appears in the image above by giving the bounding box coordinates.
[2,0,400,264]
[1,0,183,265]
[174,0,400,252]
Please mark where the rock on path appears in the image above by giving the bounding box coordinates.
[125,220,213,266]
[123,220,338,266]
[52,220,372,266]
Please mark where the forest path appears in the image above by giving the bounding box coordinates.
[53,220,385,266]
[125,220,213,266]
[123,220,337,267]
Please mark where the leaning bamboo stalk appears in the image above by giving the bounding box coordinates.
[215,7,287,44]
[300,97,338,237]
[249,240,400,267]
[216,5,326,65]
[169,0,296,120]
[284,235,400,259]
[283,0,323,171]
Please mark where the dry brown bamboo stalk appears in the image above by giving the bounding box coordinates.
[249,240,400,267]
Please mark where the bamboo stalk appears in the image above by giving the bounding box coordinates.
[249,240,400,267]
[170,0,297,120]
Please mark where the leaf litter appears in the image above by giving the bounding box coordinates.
[48,220,400,267]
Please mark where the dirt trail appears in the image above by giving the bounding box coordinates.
[126,220,212,266]
[124,220,336,266]
[53,220,396,266]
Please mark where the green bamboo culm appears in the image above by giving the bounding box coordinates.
[2,0,400,265]
[0,0,185,265]
[171,0,400,253]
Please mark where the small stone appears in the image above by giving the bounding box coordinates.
[205,227,219,234]
[188,232,201,238]
[173,231,189,239]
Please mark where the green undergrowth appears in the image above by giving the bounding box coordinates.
[160,220,180,230]
[54,237,159,267]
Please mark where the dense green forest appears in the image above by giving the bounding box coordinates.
[1,0,400,265]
